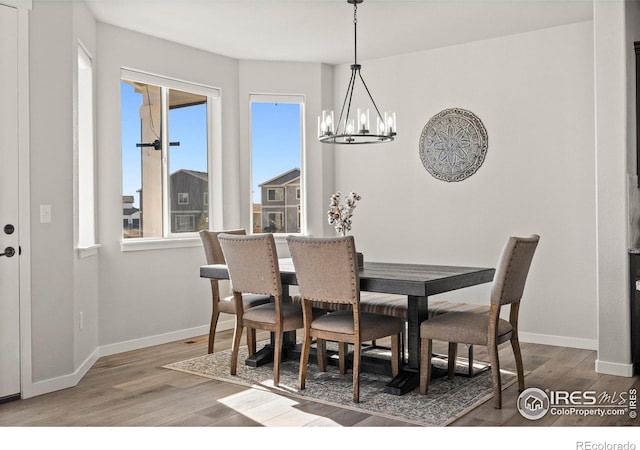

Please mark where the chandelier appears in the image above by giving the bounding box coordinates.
[318,0,396,145]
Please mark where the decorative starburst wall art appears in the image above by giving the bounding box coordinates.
[418,108,488,182]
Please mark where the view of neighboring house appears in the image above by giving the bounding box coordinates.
[252,203,262,234]
[258,168,300,233]
[122,169,209,237]
[169,169,209,233]
[122,195,140,238]
[122,167,299,237]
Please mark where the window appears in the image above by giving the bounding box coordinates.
[121,69,220,241]
[250,95,304,235]
[267,188,284,202]
[77,44,96,253]
[265,212,284,233]
[175,215,195,232]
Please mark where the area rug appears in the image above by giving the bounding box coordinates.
[163,344,517,427]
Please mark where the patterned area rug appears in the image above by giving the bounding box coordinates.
[163,343,517,427]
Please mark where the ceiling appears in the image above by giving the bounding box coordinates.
[85,0,594,65]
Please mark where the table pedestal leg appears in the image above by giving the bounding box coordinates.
[385,295,447,395]
[245,285,296,367]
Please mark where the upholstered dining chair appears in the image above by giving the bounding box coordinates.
[218,233,319,386]
[426,300,491,377]
[199,230,271,355]
[287,235,404,403]
[419,234,540,409]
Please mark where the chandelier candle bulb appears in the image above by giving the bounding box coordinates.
[346,119,354,135]
[320,110,334,135]
[357,108,370,133]
[385,112,396,136]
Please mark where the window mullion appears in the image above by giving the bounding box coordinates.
[161,86,170,237]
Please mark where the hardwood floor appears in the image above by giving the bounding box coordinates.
[0,329,638,432]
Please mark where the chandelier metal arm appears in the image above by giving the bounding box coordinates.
[336,68,358,135]
[358,70,385,128]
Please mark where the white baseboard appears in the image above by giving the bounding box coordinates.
[98,324,212,357]
[25,348,100,399]
[518,331,598,350]
[595,359,635,377]
[24,319,235,398]
[520,332,636,377]
[28,324,624,398]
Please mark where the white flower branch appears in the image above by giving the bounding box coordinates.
[327,191,362,236]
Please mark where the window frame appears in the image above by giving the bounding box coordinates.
[76,42,99,258]
[120,68,222,252]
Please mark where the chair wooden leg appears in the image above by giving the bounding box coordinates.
[230,320,244,376]
[419,338,432,394]
[338,342,348,375]
[448,342,458,380]
[468,345,474,377]
[317,338,327,372]
[488,342,502,409]
[352,343,361,403]
[299,331,312,390]
[208,311,220,354]
[246,329,257,357]
[511,333,525,392]
[273,330,283,386]
[390,333,401,377]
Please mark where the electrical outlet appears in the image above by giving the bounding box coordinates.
[79,312,84,330]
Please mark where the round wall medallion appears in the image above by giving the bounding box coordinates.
[418,108,488,182]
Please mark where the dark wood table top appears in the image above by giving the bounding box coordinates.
[200,259,495,298]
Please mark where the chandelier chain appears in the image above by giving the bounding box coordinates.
[353,3,358,66]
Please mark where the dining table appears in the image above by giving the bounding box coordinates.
[200,258,495,395]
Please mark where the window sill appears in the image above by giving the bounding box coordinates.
[271,233,303,244]
[77,244,101,259]
[121,237,202,252]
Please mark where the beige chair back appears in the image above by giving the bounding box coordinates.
[218,233,282,297]
[287,235,359,305]
[490,234,540,306]
[199,229,246,265]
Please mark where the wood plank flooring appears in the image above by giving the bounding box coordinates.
[0,330,638,431]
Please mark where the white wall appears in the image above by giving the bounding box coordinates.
[25,0,101,396]
[29,1,76,383]
[71,0,99,380]
[332,22,599,350]
[593,1,638,377]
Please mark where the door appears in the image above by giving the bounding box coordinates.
[0,4,21,401]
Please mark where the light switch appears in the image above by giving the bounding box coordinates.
[40,204,51,224]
